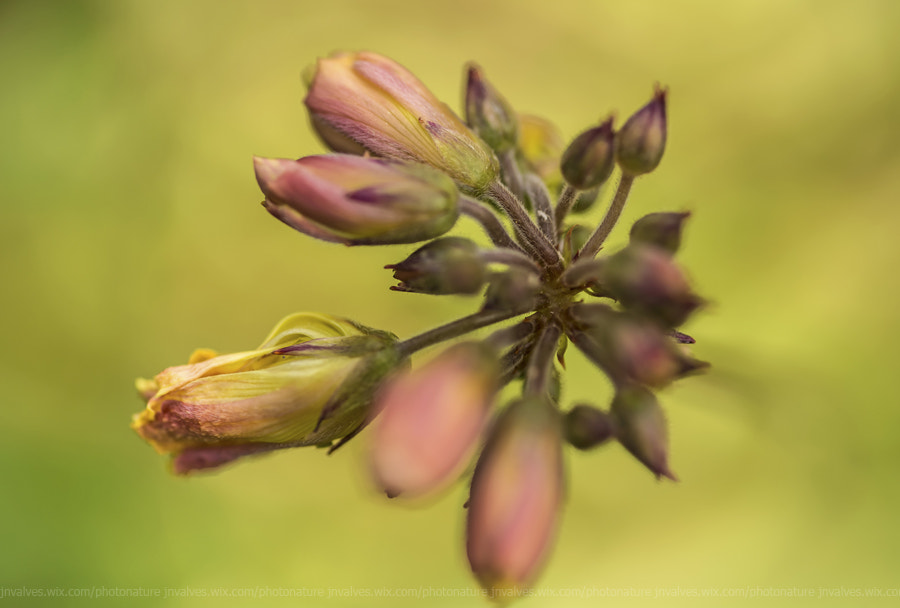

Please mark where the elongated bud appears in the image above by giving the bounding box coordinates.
[568,303,704,388]
[305,51,499,192]
[602,244,703,327]
[369,342,498,499]
[630,211,690,254]
[467,397,564,597]
[254,155,459,245]
[464,63,518,153]
[482,267,541,313]
[610,385,675,480]
[560,117,616,190]
[564,404,616,450]
[386,237,486,295]
[617,85,667,175]
[132,313,402,474]
[516,113,565,190]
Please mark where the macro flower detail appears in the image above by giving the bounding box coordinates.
[134,51,712,599]
[305,51,499,192]
[254,155,459,245]
[132,313,401,474]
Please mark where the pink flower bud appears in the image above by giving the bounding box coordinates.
[466,397,564,597]
[369,342,498,499]
[305,52,499,192]
[254,155,459,245]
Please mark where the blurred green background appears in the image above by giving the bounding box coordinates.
[2,0,899,605]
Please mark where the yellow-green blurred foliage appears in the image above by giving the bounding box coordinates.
[2,0,899,606]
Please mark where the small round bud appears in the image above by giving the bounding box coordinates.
[464,63,519,153]
[564,404,616,450]
[617,85,667,176]
[386,237,486,295]
[629,211,690,255]
[602,244,703,327]
[560,117,616,190]
[571,186,602,214]
[482,268,541,313]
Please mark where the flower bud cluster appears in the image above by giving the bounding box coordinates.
[132,51,710,601]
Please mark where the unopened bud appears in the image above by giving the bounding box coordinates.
[610,385,675,480]
[466,397,564,596]
[571,186,602,214]
[603,244,703,327]
[516,113,565,190]
[464,63,518,153]
[560,117,616,190]
[630,211,690,255]
[617,85,667,176]
[255,155,459,246]
[369,342,498,499]
[482,267,541,313]
[386,237,486,295]
[564,404,616,450]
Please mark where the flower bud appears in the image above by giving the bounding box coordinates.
[305,51,499,192]
[571,186,602,214]
[482,267,541,313]
[309,115,368,155]
[132,313,403,474]
[629,211,690,255]
[602,244,703,327]
[610,384,675,480]
[560,117,616,190]
[616,85,667,176]
[385,237,487,295]
[516,113,564,190]
[466,397,564,597]
[254,155,459,245]
[568,303,704,388]
[369,342,498,499]
[564,404,616,450]
[464,63,518,153]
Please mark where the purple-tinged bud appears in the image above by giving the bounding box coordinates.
[467,397,564,597]
[629,211,691,255]
[616,85,667,176]
[567,303,704,388]
[132,313,402,474]
[304,51,499,192]
[602,244,704,327]
[482,267,541,313]
[369,342,498,499]
[610,384,675,480]
[385,237,486,295]
[309,115,368,155]
[564,404,616,450]
[516,113,565,190]
[254,155,459,246]
[464,63,518,153]
[560,117,617,190]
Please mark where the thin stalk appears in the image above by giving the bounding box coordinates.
[524,173,557,243]
[459,196,521,252]
[524,323,563,396]
[575,173,635,260]
[498,332,538,386]
[485,320,535,351]
[397,308,526,357]
[554,184,578,230]
[479,248,541,274]
[486,181,563,273]
[498,149,527,204]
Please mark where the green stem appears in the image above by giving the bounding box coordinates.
[397,308,526,357]
[459,196,521,252]
[575,173,635,260]
[524,323,562,396]
[554,184,578,231]
[498,149,527,204]
[486,181,563,273]
[479,248,541,274]
[524,173,557,243]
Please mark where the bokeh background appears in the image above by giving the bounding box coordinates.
[2,0,899,605]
